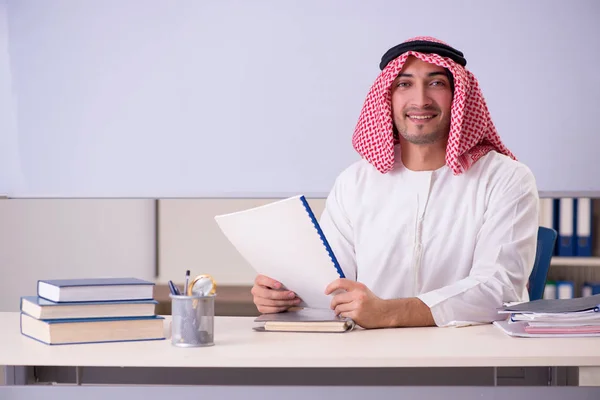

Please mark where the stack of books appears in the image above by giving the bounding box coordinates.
[494,294,600,337]
[20,277,165,345]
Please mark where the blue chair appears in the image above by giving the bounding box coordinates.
[528,226,558,301]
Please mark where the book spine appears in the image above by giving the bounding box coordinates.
[299,196,345,279]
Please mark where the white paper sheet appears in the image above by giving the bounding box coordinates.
[214,195,345,310]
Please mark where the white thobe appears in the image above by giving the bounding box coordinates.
[319,146,539,327]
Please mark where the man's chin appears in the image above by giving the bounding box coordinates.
[400,131,442,145]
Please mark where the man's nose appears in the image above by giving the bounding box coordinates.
[411,85,432,108]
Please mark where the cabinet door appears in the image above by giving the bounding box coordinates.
[0,199,155,311]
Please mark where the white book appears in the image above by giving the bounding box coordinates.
[214,195,346,310]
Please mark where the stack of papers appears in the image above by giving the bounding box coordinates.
[494,294,600,337]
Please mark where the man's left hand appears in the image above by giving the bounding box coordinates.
[324,279,389,329]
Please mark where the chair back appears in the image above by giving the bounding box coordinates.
[528,226,558,301]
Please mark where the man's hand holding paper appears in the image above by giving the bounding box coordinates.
[251,274,302,314]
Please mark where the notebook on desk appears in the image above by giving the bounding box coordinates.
[214,195,347,310]
[253,308,355,333]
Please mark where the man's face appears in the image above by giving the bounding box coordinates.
[391,56,453,145]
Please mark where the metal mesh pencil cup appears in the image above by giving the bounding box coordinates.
[170,293,215,347]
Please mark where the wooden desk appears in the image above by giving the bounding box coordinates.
[2,312,600,395]
[2,311,600,369]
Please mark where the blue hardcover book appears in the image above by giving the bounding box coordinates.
[20,313,165,345]
[20,296,158,320]
[214,194,345,310]
[37,277,155,303]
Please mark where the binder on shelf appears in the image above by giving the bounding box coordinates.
[214,195,346,310]
[575,198,593,257]
[582,282,600,297]
[553,198,561,255]
[539,198,555,229]
[557,198,575,256]
[539,198,558,255]
[556,280,574,299]
[543,280,557,299]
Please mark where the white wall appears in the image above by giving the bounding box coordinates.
[157,198,326,286]
[0,0,24,195]
[0,199,155,311]
[0,198,322,312]
[3,0,599,197]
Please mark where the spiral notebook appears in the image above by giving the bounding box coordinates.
[214,195,345,310]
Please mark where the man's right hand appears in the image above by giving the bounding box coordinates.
[251,274,302,314]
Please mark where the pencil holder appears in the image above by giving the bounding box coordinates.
[170,293,215,347]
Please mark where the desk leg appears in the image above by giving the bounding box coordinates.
[579,367,600,386]
[75,367,83,386]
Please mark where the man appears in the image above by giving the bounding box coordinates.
[251,36,539,328]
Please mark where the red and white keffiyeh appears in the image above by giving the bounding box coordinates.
[351,36,515,175]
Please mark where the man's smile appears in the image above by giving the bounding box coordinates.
[406,113,438,123]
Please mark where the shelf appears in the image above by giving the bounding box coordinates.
[550,257,600,267]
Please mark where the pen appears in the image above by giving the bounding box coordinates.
[184,270,190,296]
[168,280,178,295]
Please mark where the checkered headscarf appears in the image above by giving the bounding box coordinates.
[351,36,515,175]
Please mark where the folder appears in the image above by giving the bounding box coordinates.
[496,293,600,338]
[575,198,593,257]
[494,319,600,338]
[557,198,575,256]
[214,195,345,310]
[500,293,600,314]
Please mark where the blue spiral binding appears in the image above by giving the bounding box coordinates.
[299,195,345,279]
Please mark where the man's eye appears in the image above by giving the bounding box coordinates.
[431,81,446,87]
[396,82,410,88]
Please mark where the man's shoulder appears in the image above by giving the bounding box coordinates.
[473,151,538,194]
[332,157,383,188]
[475,151,535,180]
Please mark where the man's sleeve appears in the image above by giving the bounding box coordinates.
[318,176,358,281]
[417,166,540,327]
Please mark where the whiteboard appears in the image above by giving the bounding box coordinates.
[1,0,599,197]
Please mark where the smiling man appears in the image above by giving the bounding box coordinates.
[251,36,539,329]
